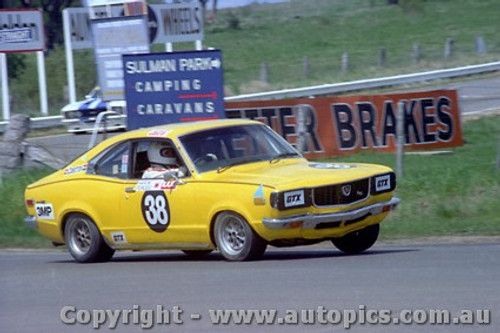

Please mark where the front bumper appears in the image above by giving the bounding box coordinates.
[262,197,400,230]
[24,216,38,229]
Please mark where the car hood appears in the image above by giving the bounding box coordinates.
[201,159,393,190]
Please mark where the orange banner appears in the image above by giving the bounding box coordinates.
[226,90,463,159]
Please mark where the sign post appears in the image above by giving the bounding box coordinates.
[123,49,225,130]
[0,9,45,120]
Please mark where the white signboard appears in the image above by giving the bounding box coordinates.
[0,9,45,53]
[65,3,203,49]
[92,16,150,100]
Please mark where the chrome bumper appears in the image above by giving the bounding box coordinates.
[24,216,38,229]
[262,197,401,230]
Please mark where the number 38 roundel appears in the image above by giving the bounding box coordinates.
[141,191,170,232]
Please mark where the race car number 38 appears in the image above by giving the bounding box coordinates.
[141,191,170,232]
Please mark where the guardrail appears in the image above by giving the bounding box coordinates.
[226,61,500,101]
[1,61,500,133]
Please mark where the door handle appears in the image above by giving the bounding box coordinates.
[125,187,136,193]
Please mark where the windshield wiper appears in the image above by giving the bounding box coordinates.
[217,157,265,173]
[269,152,300,164]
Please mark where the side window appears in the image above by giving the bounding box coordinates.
[93,142,130,179]
[131,139,189,179]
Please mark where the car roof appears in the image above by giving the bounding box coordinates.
[124,118,262,139]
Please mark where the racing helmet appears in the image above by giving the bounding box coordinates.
[147,142,178,166]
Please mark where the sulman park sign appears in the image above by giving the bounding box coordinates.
[123,49,225,130]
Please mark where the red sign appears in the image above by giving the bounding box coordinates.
[226,90,463,159]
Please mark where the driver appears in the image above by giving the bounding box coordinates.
[142,142,183,179]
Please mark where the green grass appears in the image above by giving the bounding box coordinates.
[0,168,54,248]
[4,0,500,114]
[1,116,499,248]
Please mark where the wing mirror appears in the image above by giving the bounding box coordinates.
[162,169,186,184]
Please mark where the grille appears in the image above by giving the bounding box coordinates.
[313,178,369,206]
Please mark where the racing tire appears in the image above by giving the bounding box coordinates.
[213,212,267,261]
[64,214,115,263]
[332,224,380,254]
[182,250,213,258]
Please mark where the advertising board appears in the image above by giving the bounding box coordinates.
[226,90,463,158]
[123,49,225,130]
[0,9,45,53]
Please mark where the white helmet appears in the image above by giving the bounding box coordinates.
[147,142,178,166]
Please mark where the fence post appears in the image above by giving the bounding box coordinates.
[396,101,405,179]
[444,38,454,60]
[413,43,421,64]
[497,131,500,170]
[260,62,269,83]
[475,36,487,55]
[341,52,349,74]
[303,56,310,78]
[378,47,386,67]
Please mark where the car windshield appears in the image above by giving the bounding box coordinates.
[179,124,301,173]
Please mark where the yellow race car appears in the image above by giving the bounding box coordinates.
[24,119,399,262]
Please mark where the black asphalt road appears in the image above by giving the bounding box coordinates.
[1,242,498,332]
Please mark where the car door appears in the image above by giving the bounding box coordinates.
[114,139,212,250]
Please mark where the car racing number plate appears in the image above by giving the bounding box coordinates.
[141,191,170,232]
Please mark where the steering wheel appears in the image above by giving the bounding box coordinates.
[194,153,218,166]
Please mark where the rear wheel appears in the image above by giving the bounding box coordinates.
[64,214,115,263]
[213,212,267,261]
[332,224,380,254]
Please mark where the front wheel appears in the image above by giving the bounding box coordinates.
[332,224,380,254]
[64,214,115,263]
[213,212,267,261]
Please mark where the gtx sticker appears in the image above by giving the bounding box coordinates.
[64,163,88,175]
[35,203,54,220]
[134,180,177,192]
[141,191,170,232]
[111,231,127,244]
[309,163,356,169]
[375,174,391,192]
[284,190,305,208]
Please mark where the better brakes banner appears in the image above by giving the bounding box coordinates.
[123,50,225,130]
[226,90,463,159]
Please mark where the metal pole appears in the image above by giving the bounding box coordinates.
[1,53,10,120]
[63,9,77,103]
[396,101,405,178]
[497,131,500,170]
[37,51,49,116]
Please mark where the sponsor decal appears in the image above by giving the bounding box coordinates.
[253,184,266,205]
[35,203,54,220]
[134,180,177,192]
[147,129,170,137]
[111,231,127,244]
[284,190,305,208]
[309,163,356,169]
[375,174,391,192]
[141,191,170,232]
[64,163,88,175]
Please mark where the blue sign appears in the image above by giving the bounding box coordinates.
[123,50,225,130]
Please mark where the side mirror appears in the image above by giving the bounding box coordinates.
[162,169,186,184]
